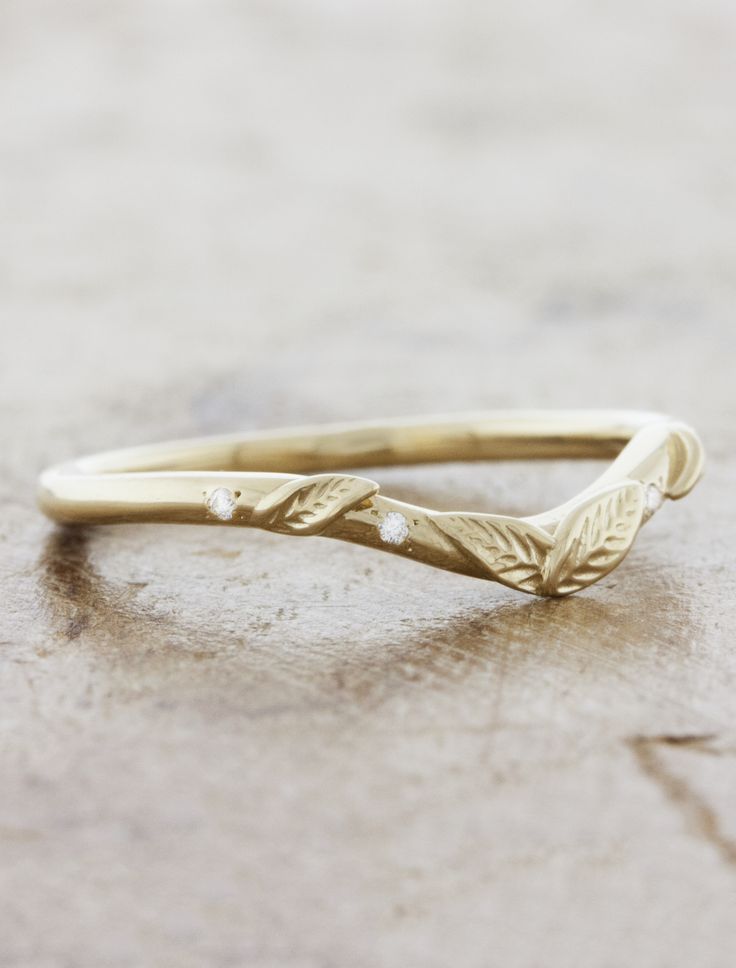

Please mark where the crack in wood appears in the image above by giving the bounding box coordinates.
[627,735,736,871]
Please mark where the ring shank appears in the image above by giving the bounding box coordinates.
[36,410,704,594]
[73,410,655,476]
[39,409,695,532]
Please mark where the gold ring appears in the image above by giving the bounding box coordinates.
[38,411,704,597]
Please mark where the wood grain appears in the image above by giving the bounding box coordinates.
[1,1,736,966]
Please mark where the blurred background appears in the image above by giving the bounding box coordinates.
[1,2,736,966]
[2,0,734,439]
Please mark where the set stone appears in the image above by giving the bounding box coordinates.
[379,511,410,545]
[207,487,237,520]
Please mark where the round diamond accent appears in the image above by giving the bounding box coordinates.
[206,487,237,520]
[379,511,410,545]
[644,483,664,516]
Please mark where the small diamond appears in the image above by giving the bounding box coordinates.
[206,487,237,520]
[645,483,664,516]
[379,511,410,545]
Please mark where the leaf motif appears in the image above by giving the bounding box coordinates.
[666,424,705,498]
[250,474,378,536]
[433,514,555,594]
[543,482,644,595]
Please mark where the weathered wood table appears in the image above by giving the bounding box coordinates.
[1,2,735,966]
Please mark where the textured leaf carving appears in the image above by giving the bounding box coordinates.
[543,482,644,595]
[434,482,645,596]
[250,474,378,536]
[433,515,555,594]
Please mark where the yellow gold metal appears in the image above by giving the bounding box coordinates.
[38,411,705,597]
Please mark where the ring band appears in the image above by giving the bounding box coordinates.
[38,411,704,597]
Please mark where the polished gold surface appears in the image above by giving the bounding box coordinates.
[39,411,704,596]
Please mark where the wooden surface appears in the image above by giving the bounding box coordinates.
[2,2,736,965]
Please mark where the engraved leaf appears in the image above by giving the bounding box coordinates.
[433,514,555,595]
[251,474,378,536]
[543,482,645,596]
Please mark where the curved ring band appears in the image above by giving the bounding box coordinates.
[38,411,704,597]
